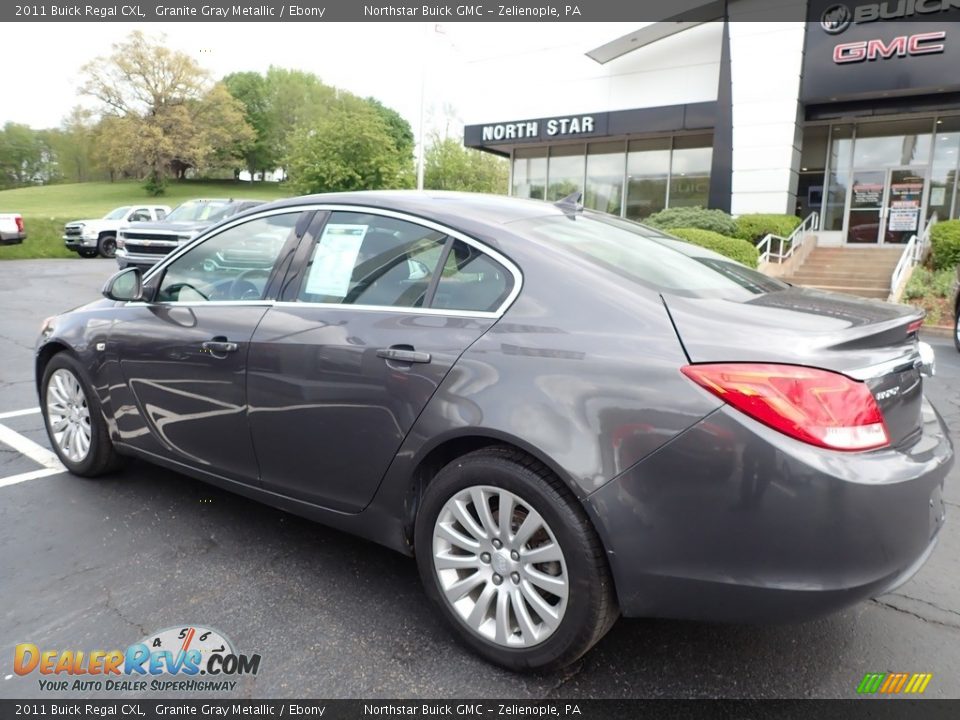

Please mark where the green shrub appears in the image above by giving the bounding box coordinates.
[667,227,760,268]
[734,213,802,244]
[645,206,738,237]
[903,266,955,301]
[930,219,960,270]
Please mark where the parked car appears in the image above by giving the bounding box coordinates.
[0,212,26,245]
[63,205,171,259]
[36,192,950,672]
[115,199,264,270]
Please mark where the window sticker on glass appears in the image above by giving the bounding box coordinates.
[305,224,369,297]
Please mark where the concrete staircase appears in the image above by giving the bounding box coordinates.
[783,246,904,300]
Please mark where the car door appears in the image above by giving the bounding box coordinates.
[108,208,309,482]
[246,209,519,512]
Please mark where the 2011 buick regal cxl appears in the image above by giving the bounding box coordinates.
[36,191,951,671]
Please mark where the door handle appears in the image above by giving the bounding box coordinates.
[202,339,239,354]
[377,347,431,364]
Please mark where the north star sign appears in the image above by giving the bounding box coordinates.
[481,115,597,142]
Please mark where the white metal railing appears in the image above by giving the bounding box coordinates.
[889,235,918,297]
[757,211,819,265]
[889,213,937,299]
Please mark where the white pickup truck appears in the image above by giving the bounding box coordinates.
[0,213,26,246]
[63,205,170,259]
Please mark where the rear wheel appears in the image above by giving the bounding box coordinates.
[41,353,123,477]
[414,447,618,671]
[98,234,117,259]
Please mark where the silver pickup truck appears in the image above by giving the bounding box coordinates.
[116,198,263,269]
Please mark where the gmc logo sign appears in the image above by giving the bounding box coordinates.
[834,31,947,63]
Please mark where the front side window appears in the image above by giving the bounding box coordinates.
[299,212,447,308]
[156,212,301,303]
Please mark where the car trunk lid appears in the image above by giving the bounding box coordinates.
[663,286,926,448]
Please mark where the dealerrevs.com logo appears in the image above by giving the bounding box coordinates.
[13,625,262,693]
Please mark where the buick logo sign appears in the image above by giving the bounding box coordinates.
[821,3,853,34]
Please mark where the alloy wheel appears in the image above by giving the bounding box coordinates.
[432,485,569,648]
[46,368,92,463]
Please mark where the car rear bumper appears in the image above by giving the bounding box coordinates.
[0,231,26,245]
[586,397,952,622]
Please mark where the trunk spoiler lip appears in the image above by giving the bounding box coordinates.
[847,349,923,381]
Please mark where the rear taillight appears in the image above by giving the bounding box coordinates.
[15,217,24,232]
[681,363,889,451]
[907,318,924,336]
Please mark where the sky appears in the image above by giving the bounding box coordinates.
[2,22,635,141]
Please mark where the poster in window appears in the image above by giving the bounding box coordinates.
[304,224,369,297]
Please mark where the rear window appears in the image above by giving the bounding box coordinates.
[508,212,787,299]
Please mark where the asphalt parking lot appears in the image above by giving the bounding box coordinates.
[1,258,959,699]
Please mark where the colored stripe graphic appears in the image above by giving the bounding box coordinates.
[857,672,932,695]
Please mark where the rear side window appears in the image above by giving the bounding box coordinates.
[432,240,514,313]
[509,212,786,299]
[299,212,447,308]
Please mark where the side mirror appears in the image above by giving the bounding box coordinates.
[102,267,143,302]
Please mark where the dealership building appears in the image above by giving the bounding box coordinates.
[463,0,960,247]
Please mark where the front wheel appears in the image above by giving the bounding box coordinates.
[414,447,618,672]
[98,234,117,259]
[954,305,960,352]
[41,353,123,477]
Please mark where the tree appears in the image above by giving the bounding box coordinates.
[50,107,99,184]
[423,134,509,194]
[366,97,415,162]
[223,71,277,180]
[0,123,46,187]
[284,96,413,194]
[263,67,336,172]
[80,31,254,191]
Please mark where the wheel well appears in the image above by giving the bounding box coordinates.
[35,342,70,393]
[99,231,116,239]
[401,435,581,548]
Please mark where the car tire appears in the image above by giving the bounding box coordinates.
[414,446,618,672]
[78,249,99,259]
[98,234,117,259]
[41,353,124,477]
[954,304,960,353]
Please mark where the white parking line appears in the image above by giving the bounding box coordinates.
[0,409,65,486]
[0,423,63,470]
[0,467,62,489]
[0,407,40,420]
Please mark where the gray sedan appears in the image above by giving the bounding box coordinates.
[35,191,951,671]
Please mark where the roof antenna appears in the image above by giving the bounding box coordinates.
[554,191,583,214]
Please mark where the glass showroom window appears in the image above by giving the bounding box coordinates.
[585,142,626,215]
[625,138,670,220]
[823,124,853,231]
[669,135,713,208]
[798,125,829,220]
[929,117,960,221]
[547,145,586,201]
[852,118,933,168]
[512,147,547,200]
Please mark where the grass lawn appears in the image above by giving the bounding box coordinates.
[0,180,290,259]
